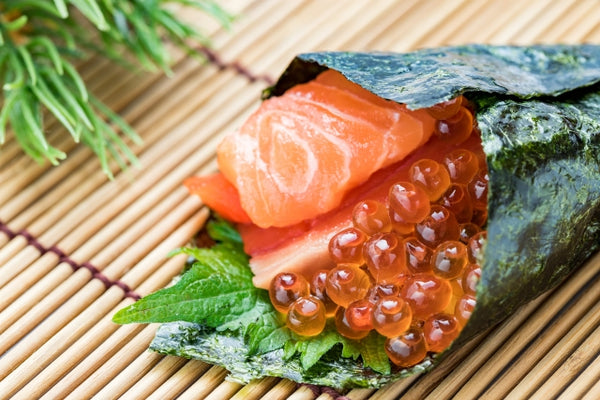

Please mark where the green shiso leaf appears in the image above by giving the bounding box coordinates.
[112,243,262,328]
[357,332,391,375]
[113,219,393,385]
[206,217,243,245]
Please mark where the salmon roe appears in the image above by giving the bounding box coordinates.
[444,148,480,184]
[434,106,474,145]
[353,200,392,235]
[364,232,408,283]
[268,96,488,368]
[415,205,460,248]
[345,298,374,332]
[388,181,431,224]
[310,269,339,316]
[425,96,464,120]
[269,272,309,313]
[385,327,428,368]
[423,313,461,352]
[409,159,451,202]
[326,264,371,308]
[455,294,476,326]
[401,273,453,320]
[328,227,367,265]
[439,183,473,223]
[287,296,327,336]
[372,296,412,337]
[432,240,468,280]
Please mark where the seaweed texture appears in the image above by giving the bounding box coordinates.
[148,45,600,388]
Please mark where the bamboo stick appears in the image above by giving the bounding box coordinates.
[229,377,280,400]
[499,0,579,44]
[537,0,600,42]
[533,329,600,399]
[581,370,600,400]
[144,360,212,400]
[120,356,190,399]
[557,352,600,400]
[287,385,321,400]
[260,379,298,400]
[505,304,600,399]
[170,366,230,400]
[481,264,600,398]
[10,211,208,398]
[88,331,165,400]
[374,0,470,51]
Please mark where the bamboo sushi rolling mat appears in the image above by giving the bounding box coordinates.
[2,0,600,399]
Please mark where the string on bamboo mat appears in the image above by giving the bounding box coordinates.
[0,220,141,300]
[299,383,349,400]
[197,46,275,84]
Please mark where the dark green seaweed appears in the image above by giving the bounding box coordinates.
[266,45,600,108]
[149,45,600,388]
[151,322,435,388]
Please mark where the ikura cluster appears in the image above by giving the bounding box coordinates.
[268,97,487,368]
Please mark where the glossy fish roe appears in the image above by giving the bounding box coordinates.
[467,231,487,264]
[434,106,474,145]
[372,296,412,337]
[353,200,392,235]
[462,263,481,295]
[455,294,476,326]
[459,222,480,244]
[328,227,367,265]
[432,240,468,280]
[287,296,327,336]
[346,298,375,332]
[385,327,428,367]
[415,205,460,248]
[401,273,453,320]
[425,96,464,120]
[409,159,451,202]
[364,232,408,283]
[388,182,431,224]
[267,95,488,369]
[326,264,371,308]
[335,306,371,340]
[310,269,339,316]
[423,313,461,352]
[444,148,480,184]
[439,183,473,223]
[468,170,489,210]
[403,236,433,274]
[269,272,309,313]
[368,283,402,303]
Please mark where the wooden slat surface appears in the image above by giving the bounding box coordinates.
[1,1,600,398]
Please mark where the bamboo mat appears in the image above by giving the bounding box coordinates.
[1,1,600,399]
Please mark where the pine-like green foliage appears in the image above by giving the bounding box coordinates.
[0,0,231,177]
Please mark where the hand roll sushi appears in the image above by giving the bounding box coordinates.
[113,45,600,389]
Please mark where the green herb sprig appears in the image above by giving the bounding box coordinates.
[0,1,232,177]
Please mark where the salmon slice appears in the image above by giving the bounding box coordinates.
[184,173,251,223]
[217,70,436,228]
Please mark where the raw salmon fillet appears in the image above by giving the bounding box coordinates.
[217,70,436,228]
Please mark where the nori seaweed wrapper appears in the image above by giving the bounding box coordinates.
[150,45,600,388]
